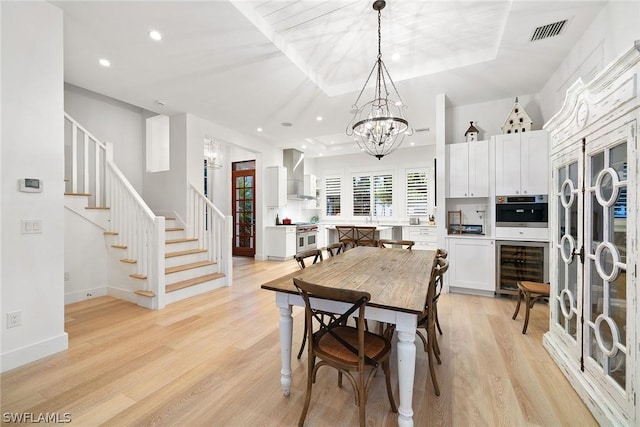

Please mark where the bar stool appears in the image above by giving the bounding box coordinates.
[512,281,550,334]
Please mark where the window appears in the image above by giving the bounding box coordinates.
[352,173,393,217]
[406,169,429,216]
[325,176,341,216]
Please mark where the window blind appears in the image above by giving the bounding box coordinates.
[352,175,371,216]
[406,170,428,216]
[373,174,393,217]
[325,177,341,216]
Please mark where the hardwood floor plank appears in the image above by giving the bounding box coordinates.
[0,257,597,426]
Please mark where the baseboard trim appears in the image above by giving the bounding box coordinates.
[65,287,108,305]
[1,333,68,373]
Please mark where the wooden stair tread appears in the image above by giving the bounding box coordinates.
[165,248,207,258]
[166,227,185,232]
[166,238,198,244]
[165,260,215,274]
[103,231,118,236]
[111,244,127,249]
[134,290,155,297]
[129,273,147,280]
[120,259,137,264]
[85,206,110,210]
[64,192,91,196]
[164,217,176,220]
[166,273,225,293]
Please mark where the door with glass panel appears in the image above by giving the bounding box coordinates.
[232,160,256,257]
[550,122,634,416]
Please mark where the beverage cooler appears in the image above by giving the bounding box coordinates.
[496,240,548,295]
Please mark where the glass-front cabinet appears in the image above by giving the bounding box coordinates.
[544,44,638,426]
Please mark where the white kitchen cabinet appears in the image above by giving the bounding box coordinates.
[265,166,287,208]
[402,225,437,250]
[495,130,548,196]
[265,226,296,260]
[304,174,316,197]
[446,237,495,295]
[447,140,489,197]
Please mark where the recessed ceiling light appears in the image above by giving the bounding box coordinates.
[301,145,307,149]
[410,142,415,146]
[154,100,166,106]
[98,58,111,67]
[318,153,323,156]
[392,53,400,61]
[330,141,335,144]
[149,30,162,41]
[316,116,323,121]
[257,127,263,132]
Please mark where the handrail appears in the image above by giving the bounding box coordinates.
[64,113,107,150]
[189,184,225,219]
[107,161,156,220]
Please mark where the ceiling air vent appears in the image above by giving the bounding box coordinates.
[530,20,567,42]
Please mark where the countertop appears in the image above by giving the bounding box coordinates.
[324,224,393,231]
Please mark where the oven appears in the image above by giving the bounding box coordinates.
[495,240,549,295]
[296,224,318,254]
[495,195,549,240]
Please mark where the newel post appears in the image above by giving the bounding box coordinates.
[153,216,166,309]
[224,215,233,286]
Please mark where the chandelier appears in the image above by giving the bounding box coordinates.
[204,137,222,169]
[346,0,412,160]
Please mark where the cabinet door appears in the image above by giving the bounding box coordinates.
[447,143,469,197]
[265,166,286,207]
[448,238,495,293]
[520,130,548,195]
[468,140,489,197]
[495,134,522,195]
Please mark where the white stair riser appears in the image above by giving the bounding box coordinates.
[165,230,187,240]
[165,251,209,269]
[164,276,226,305]
[165,240,200,252]
[165,264,218,285]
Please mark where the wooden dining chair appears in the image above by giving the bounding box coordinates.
[378,239,415,250]
[512,281,550,334]
[415,257,449,396]
[433,248,448,335]
[293,277,397,426]
[354,226,377,247]
[293,248,324,359]
[335,226,357,249]
[325,242,343,257]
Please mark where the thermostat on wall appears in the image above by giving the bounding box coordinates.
[18,178,43,193]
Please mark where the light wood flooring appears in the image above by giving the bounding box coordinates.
[1,256,597,426]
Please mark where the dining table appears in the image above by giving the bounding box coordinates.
[261,245,436,427]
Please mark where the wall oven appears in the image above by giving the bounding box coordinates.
[296,224,318,254]
[496,195,548,227]
[495,240,549,296]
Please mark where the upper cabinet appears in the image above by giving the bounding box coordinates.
[494,129,548,196]
[447,140,489,198]
[265,166,287,207]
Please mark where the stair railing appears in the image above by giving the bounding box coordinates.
[106,143,166,308]
[64,113,107,207]
[187,184,233,286]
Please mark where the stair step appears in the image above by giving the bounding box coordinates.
[120,258,137,264]
[129,273,147,280]
[85,206,110,210]
[134,290,155,297]
[165,260,215,274]
[166,248,207,258]
[103,231,118,236]
[165,217,176,220]
[64,192,91,196]
[111,244,127,249]
[166,227,185,232]
[166,238,198,245]
[166,273,225,293]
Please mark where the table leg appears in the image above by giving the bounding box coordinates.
[396,319,417,427]
[277,296,293,396]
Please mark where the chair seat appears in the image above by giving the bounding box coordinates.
[316,326,391,366]
[518,281,550,295]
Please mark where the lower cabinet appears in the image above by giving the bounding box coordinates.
[402,226,437,250]
[446,237,495,295]
[265,226,296,261]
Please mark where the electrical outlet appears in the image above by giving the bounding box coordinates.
[86,293,92,297]
[64,272,70,281]
[7,311,21,328]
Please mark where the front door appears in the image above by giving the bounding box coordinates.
[232,161,255,257]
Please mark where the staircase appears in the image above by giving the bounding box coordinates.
[63,113,232,309]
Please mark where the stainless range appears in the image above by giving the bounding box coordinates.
[295,223,318,254]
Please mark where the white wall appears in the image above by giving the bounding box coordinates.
[313,145,435,223]
[539,1,640,121]
[446,93,543,143]
[1,1,68,372]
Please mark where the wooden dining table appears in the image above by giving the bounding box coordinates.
[261,246,436,427]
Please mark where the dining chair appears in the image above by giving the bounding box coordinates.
[378,239,415,250]
[335,225,357,249]
[325,242,343,257]
[415,257,449,396]
[512,280,550,334]
[433,248,448,335]
[293,277,397,426]
[293,249,325,359]
[354,226,377,247]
